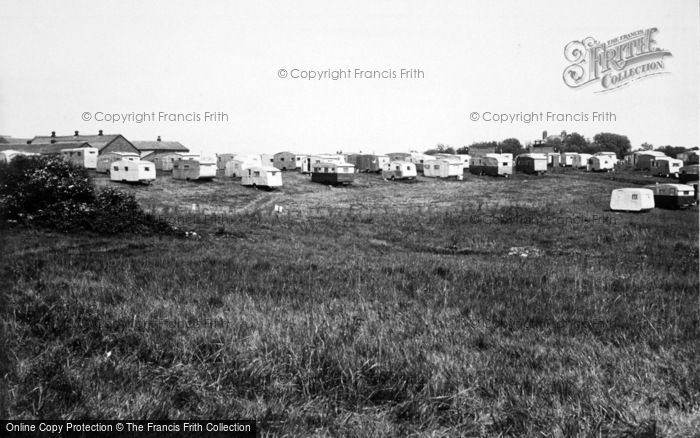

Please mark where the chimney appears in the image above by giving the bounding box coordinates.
[51,131,56,138]
[542,130,547,140]
[74,130,79,136]
[98,130,103,136]
[157,136,161,142]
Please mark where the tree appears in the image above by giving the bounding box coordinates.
[497,138,526,156]
[656,146,688,158]
[640,142,654,151]
[592,133,632,158]
[562,132,588,153]
[424,143,455,155]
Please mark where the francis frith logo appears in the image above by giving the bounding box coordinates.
[563,28,672,92]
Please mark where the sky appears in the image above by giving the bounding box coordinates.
[0,0,698,157]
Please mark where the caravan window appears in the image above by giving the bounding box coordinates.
[253,171,260,177]
[144,167,150,171]
[396,165,400,170]
[434,165,440,169]
[89,151,96,154]
[113,166,119,171]
[124,166,129,171]
[632,194,638,200]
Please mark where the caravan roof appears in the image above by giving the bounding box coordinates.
[518,153,547,159]
[644,183,694,196]
[638,150,667,157]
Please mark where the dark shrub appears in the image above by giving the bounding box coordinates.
[92,188,172,234]
[0,155,171,234]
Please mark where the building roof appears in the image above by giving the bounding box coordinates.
[247,165,280,172]
[0,142,92,155]
[314,161,354,168]
[0,135,31,144]
[132,138,189,153]
[30,132,130,151]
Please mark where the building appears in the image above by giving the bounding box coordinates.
[30,130,139,155]
[529,139,557,155]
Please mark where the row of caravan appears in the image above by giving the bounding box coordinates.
[610,184,697,212]
[107,157,217,184]
[0,147,99,168]
[106,156,283,188]
[259,151,627,179]
[621,150,690,177]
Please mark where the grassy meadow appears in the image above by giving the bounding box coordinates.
[2,167,699,437]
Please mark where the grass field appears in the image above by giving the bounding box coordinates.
[2,167,699,437]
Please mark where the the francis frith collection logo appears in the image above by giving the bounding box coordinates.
[563,28,672,92]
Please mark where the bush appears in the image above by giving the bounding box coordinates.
[92,188,172,234]
[0,155,171,234]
